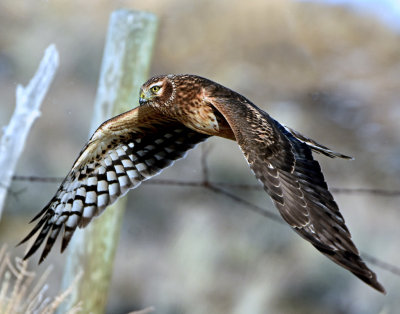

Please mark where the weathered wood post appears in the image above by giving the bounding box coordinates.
[59,10,158,313]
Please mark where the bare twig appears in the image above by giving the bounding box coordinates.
[0,45,59,219]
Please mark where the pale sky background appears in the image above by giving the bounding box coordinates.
[301,0,400,30]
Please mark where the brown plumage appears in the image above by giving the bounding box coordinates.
[20,74,385,293]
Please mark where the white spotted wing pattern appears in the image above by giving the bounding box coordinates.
[20,105,209,262]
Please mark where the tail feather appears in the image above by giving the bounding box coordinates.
[284,126,353,160]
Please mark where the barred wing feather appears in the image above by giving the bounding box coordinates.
[20,105,209,263]
[206,90,385,293]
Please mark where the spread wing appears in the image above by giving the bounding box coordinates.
[20,104,209,263]
[205,86,385,293]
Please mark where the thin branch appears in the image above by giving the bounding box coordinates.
[0,45,59,219]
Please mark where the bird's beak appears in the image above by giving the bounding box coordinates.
[139,89,146,106]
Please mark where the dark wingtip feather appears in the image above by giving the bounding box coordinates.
[38,225,62,264]
[315,244,386,294]
[22,232,46,261]
[38,247,50,264]
[350,271,386,294]
[17,212,50,246]
[21,215,53,262]
[29,201,52,223]
[284,126,353,160]
[321,150,354,160]
[60,229,75,253]
[304,141,353,160]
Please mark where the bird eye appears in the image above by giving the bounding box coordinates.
[151,85,161,93]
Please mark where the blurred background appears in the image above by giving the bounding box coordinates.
[1,0,400,313]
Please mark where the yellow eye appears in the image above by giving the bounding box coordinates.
[151,85,161,93]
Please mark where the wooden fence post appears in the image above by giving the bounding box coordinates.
[58,10,158,313]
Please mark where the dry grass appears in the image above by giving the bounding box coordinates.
[0,245,81,314]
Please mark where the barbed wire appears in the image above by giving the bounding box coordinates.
[9,145,400,280]
[11,175,400,196]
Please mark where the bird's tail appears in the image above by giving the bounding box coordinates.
[284,126,353,160]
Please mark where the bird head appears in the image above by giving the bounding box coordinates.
[139,75,175,107]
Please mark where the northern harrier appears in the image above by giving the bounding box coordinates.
[20,74,385,293]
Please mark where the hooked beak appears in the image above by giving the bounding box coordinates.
[139,89,147,106]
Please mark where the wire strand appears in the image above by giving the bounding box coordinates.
[9,150,400,279]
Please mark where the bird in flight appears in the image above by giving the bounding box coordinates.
[20,74,385,293]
